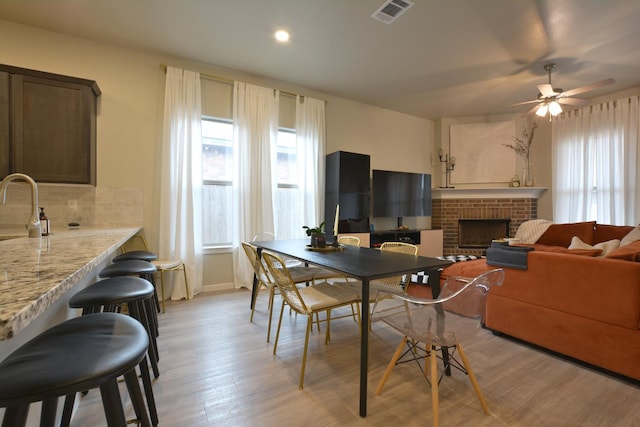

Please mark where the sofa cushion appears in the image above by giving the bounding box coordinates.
[514,219,553,244]
[536,221,595,247]
[568,236,620,257]
[621,224,640,247]
[439,258,491,282]
[606,239,640,261]
[594,224,635,244]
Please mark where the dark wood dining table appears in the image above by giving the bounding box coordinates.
[250,238,452,417]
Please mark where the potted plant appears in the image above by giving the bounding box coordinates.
[303,222,326,248]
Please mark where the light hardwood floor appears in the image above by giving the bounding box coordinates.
[71,289,640,426]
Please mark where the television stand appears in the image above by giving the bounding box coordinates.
[370,229,421,249]
[337,229,443,257]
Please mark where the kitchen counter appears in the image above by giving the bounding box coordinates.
[0,227,141,340]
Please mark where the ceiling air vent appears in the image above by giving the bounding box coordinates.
[371,0,415,24]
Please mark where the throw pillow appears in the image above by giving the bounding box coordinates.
[620,224,640,247]
[537,221,596,247]
[514,219,553,244]
[606,239,640,261]
[593,224,635,243]
[568,236,620,257]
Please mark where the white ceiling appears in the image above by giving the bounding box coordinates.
[1,0,640,119]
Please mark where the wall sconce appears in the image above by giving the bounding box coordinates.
[438,148,456,188]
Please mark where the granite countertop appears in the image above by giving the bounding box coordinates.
[0,226,141,340]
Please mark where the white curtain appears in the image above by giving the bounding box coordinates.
[553,95,640,225]
[296,95,326,229]
[159,67,203,299]
[232,82,280,288]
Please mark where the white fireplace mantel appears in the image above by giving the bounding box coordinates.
[432,187,547,200]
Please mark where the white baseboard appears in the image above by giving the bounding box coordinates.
[201,282,236,293]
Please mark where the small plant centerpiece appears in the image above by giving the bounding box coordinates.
[303,222,326,248]
[503,121,537,186]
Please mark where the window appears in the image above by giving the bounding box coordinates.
[201,119,302,246]
[202,118,233,246]
[275,128,301,239]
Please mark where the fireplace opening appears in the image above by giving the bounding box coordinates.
[458,219,510,248]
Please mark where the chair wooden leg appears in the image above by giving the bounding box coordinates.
[430,346,439,427]
[299,315,313,390]
[375,335,408,395]
[99,379,127,426]
[40,397,58,426]
[123,369,152,427]
[2,405,29,427]
[456,344,490,415]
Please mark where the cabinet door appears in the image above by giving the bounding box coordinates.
[11,74,95,184]
[0,72,8,177]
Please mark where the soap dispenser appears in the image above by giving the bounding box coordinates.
[39,207,50,236]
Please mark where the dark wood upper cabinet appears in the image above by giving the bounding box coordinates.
[0,64,100,185]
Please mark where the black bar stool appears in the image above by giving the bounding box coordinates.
[0,313,151,427]
[100,259,161,325]
[113,250,158,263]
[65,277,160,426]
[69,276,160,375]
[112,249,189,313]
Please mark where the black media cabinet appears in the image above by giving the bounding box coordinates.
[370,230,421,248]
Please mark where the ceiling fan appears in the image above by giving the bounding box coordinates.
[511,63,615,118]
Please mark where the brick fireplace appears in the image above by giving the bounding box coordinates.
[432,188,545,256]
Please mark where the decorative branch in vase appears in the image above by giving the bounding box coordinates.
[503,121,537,187]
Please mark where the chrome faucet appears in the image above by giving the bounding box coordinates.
[0,173,42,238]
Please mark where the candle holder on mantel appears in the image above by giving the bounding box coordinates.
[438,148,456,188]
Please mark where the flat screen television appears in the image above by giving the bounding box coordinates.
[372,169,432,218]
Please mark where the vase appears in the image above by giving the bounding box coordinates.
[310,233,326,248]
[522,163,535,187]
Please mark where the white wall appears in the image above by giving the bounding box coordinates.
[0,19,434,290]
[436,114,553,220]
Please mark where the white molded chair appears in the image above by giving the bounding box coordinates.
[372,269,505,427]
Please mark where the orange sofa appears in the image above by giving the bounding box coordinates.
[441,222,640,382]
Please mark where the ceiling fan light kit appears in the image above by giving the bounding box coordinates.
[511,63,614,120]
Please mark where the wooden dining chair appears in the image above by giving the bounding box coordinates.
[337,235,361,247]
[242,242,347,342]
[372,241,419,296]
[262,250,361,389]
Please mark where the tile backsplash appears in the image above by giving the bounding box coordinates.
[0,183,143,230]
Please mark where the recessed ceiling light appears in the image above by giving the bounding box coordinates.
[274,30,290,42]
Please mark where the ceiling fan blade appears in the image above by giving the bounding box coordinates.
[509,99,541,107]
[528,104,541,115]
[561,78,615,97]
[558,97,588,106]
[537,84,556,97]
